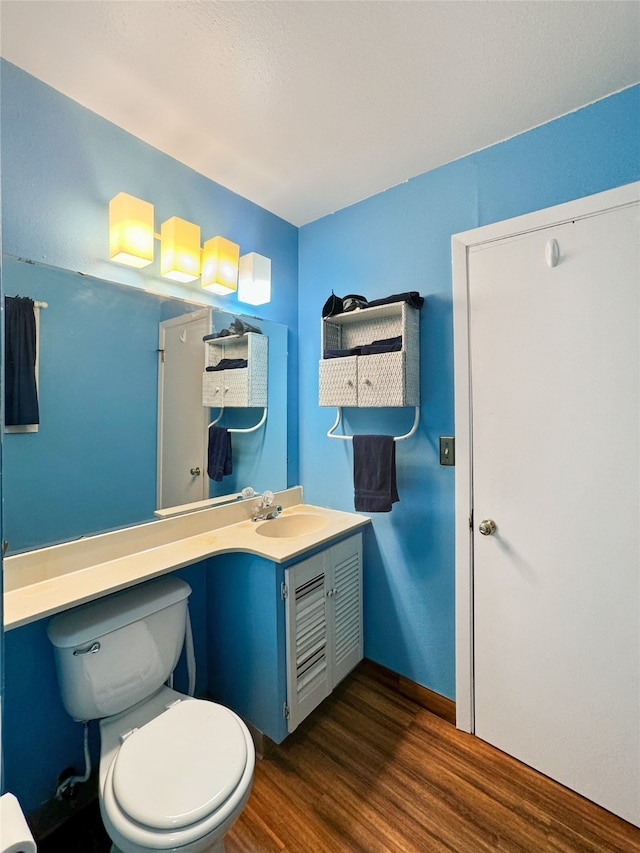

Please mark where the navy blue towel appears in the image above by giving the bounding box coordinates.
[353,435,399,513]
[207,426,232,482]
[367,292,424,310]
[323,346,362,359]
[5,296,40,426]
[324,336,403,359]
[206,358,248,372]
[359,336,402,355]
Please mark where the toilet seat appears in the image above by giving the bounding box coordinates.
[112,700,248,830]
[101,696,255,850]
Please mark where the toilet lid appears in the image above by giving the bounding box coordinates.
[111,700,248,831]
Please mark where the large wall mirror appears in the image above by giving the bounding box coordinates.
[3,256,288,555]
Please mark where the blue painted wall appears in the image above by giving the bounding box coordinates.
[298,85,640,700]
[1,55,638,817]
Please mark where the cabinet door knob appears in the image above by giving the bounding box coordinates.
[363,378,372,386]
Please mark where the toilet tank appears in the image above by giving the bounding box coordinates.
[47,577,191,721]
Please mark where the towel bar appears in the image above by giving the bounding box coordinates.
[208,406,267,433]
[327,406,419,442]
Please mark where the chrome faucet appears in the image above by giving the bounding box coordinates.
[251,491,282,522]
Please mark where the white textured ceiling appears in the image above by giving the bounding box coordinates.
[1,1,638,226]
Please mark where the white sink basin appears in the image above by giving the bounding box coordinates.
[255,514,330,538]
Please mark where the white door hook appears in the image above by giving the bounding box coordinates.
[545,239,560,268]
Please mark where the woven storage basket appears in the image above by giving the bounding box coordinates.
[203,332,268,408]
[319,303,419,407]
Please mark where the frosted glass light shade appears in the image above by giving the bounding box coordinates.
[160,217,201,283]
[109,192,154,268]
[238,253,271,305]
[201,236,240,294]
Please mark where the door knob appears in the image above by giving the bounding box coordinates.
[190,467,201,476]
[479,519,497,536]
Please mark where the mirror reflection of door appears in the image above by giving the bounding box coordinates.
[157,309,212,509]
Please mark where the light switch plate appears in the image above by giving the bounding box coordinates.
[439,436,455,466]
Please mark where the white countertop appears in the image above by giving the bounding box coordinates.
[3,487,370,631]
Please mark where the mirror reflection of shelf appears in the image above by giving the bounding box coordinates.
[202,331,268,408]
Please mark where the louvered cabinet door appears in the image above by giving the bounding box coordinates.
[327,535,363,687]
[285,534,363,733]
[285,552,330,733]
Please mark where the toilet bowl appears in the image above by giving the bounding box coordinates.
[47,577,255,853]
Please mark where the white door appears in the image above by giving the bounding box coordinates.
[465,194,640,824]
[157,309,211,509]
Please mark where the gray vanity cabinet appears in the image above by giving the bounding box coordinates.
[206,533,363,744]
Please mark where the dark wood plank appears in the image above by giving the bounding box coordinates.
[227,663,640,853]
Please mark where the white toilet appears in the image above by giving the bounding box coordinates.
[47,577,255,853]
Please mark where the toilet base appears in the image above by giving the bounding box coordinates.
[110,840,225,853]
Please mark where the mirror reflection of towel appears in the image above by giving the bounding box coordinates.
[5,296,39,425]
[207,426,232,481]
[353,435,399,512]
[206,358,248,372]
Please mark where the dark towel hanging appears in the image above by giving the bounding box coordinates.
[5,296,40,426]
[353,435,399,512]
[207,426,232,481]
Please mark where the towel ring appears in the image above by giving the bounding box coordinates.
[208,407,267,434]
[327,406,420,442]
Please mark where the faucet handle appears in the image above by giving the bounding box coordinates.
[261,490,274,507]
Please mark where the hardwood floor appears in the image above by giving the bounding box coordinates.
[35,662,640,852]
[226,663,640,853]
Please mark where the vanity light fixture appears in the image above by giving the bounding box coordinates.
[160,216,201,283]
[201,235,240,295]
[109,192,155,268]
[238,252,272,305]
[108,193,241,295]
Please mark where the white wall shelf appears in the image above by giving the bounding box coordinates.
[202,331,268,408]
[319,302,419,408]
